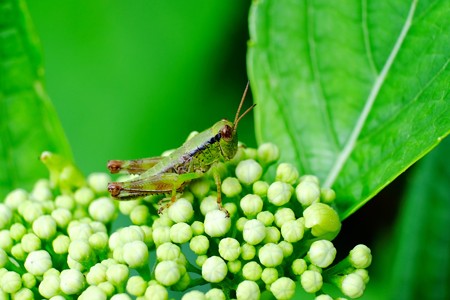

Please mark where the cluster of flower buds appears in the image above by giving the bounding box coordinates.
[0,143,372,299]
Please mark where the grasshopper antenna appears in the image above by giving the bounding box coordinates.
[233,81,256,131]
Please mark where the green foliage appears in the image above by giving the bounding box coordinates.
[0,0,72,198]
[247,0,450,219]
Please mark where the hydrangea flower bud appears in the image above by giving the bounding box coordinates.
[189,178,210,199]
[301,270,323,293]
[118,200,140,215]
[264,226,281,244]
[299,175,320,185]
[168,198,194,223]
[303,203,341,240]
[349,244,372,269]
[55,195,75,211]
[267,181,293,206]
[24,250,52,276]
[106,263,129,287]
[242,261,262,281]
[10,223,26,242]
[200,196,220,215]
[98,281,117,296]
[1,271,22,293]
[32,215,57,240]
[5,189,28,210]
[236,159,263,185]
[157,242,181,261]
[236,280,260,300]
[315,295,333,300]
[308,240,336,268]
[341,273,365,298]
[126,276,147,296]
[78,285,106,300]
[236,217,248,232]
[296,181,320,206]
[89,232,109,251]
[87,172,110,193]
[270,277,296,300]
[89,197,117,223]
[227,260,242,274]
[74,187,95,206]
[243,219,266,245]
[223,202,238,217]
[153,226,171,246]
[274,208,296,228]
[155,261,181,286]
[68,239,92,263]
[0,230,13,252]
[261,267,278,285]
[0,249,7,268]
[38,274,61,298]
[86,263,107,285]
[130,205,150,225]
[196,255,207,267]
[0,204,12,230]
[13,287,34,299]
[20,202,44,223]
[240,194,263,217]
[275,163,299,185]
[59,269,85,295]
[320,187,336,203]
[241,243,256,261]
[252,181,269,197]
[190,221,204,236]
[111,293,132,300]
[204,210,230,237]
[222,177,243,198]
[205,288,226,300]
[144,282,168,300]
[291,258,307,275]
[22,273,36,289]
[218,238,241,261]
[202,256,227,283]
[189,235,209,255]
[180,290,205,300]
[169,222,192,244]
[281,219,304,243]
[278,241,293,257]
[51,208,72,229]
[123,241,149,268]
[11,243,26,261]
[258,243,284,267]
[257,143,280,166]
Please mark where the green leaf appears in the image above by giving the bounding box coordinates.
[0,0,72,198]
[247,0,450,219]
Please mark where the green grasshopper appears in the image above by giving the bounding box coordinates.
[107,83,255,215]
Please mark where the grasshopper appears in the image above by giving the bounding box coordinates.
[107,83,255,215]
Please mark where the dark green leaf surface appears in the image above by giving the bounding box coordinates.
[247,0,449,219]
[0,0,72,198]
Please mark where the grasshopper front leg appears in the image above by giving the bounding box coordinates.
[212,166,229,217]
[107,156,163,174]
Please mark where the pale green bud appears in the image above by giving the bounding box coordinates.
[240,194,263,217]
[21,273,36,289]
[170,222,193,244]
[227,260,242,274]
[106,263,129,287]
[78,285,107,300]
[241,243,256,260]
[341,273,365,298]
[222,177,242,198]
[130,205,150,225]
[196,255,207,267]
[223,202,238,217]
[244,147,258,159]
[182,290,206,300]
[0,249,7,268]
[21,233,41,253]
[10,223,26,241]
[205,288,226,300]
[276,163,299,185]
[153,226,171,246]
[38,274,60,298]
[68,239,92,262]
[200,195,220,215]
[236,280,260,300]
[67,222,93,240]
[1,271,22,293]
[299,175,320,185]
[270,277,296,300]
[152,215,174,228]
[320,187,336,203]
[31,179,52,202]
[89,197,117,223]
[168,198,194,223]
[242,261,262,281]
[191,221,204,235]
[123,241,149,268]
[218,238,241,261]
[303,203,341,240]
[144,283,168,300]
[89,232,109,250]
[308,240,336,268]
[20,202,44,223]
[0,205,12,230]
[59,269,85,295]
[87,172,111,193]
[354,268,370,284]
[236,217,248,232]
[252,181,269,197]
[13,287,34,300]
[74,187,95,206]
[44,268,60,278]
[32,215,57,240]
[98,281,116,297]
[349,244,372,269]
[86,263,107,285]
[308,264,322,273]
[120,226,145,244]
[140,225,154,246]
[274,208,296,228]
[204,210,231,237]
[67,256,85,271]
[267,181,293,206]
[315,295,333,300]
[243,219,266,245]
[157,242,181,261]
[229,146,246,165]
[301,270,323,293]
[5,189,28,210]
[126,275,147,296]
[190,177,210,199]
[90,221,107,233]
[24,250,52,276]
[257,143,280,166]
[296,181,320,206]
[11,243,26,261]
[258,243,284,267]
[202,256,227,283]
[278,241,294,257]
[155,260,181,286]
[181,190,194,203]
[111,294,132,300]
[257,211,274,226]
[263,226,281,244]
[292,258,307,275]
[189,235,209,255]
[261,267,278,285]
[51,208,72,229]
[118,200,140,215]
[281,219,304,243]
[55,195,75,211]
[236,159,263,185]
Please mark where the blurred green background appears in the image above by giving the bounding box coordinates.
[27,0,254,175]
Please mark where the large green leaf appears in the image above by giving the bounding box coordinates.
[247,0,450,219]
[0,0,72,198]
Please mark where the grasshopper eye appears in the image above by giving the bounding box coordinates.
[220,125,233,141]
